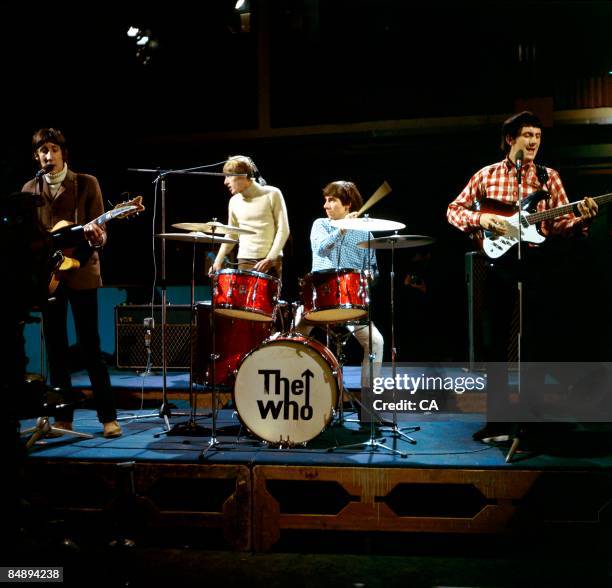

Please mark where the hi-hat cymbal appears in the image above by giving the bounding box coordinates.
[156,232,238,244]
[172,221,255,235]
[356,234,436,249]
[330,217,406,232]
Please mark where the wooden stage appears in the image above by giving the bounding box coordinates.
[19,405,612,554]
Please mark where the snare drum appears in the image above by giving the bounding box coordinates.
[234,334,340,445]
[214,269,280,322]
[300,268,368,323]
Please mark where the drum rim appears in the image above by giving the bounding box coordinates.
[214,303,274,320]
[217,268,281,283]
[304,267,364,278]
[303,305,368,322]
[234,334,342,393]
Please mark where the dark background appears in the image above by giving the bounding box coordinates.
[2,0,611,362]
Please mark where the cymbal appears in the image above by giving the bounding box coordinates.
[330,217,406,232]
[356,234,436,249]
[155,232,238,244]
[172,221,255,235]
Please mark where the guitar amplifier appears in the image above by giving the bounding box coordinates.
[115,304,194,369]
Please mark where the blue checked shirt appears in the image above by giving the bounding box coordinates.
[310,218,378,275]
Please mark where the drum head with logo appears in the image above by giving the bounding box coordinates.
[234,337,339,445]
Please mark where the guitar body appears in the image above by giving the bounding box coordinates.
[46,195,145,294]
[48,223,92,294]
[475,191,549,259]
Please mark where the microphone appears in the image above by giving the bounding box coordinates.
[515,149,524,171]
[252,162,266,186]
[36,164,54,178]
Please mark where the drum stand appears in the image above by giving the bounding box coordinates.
[326,325,385,427]
[330,226,409,457]
[162,238,213,437]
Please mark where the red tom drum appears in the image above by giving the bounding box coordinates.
[300,268,368,323]
[213,269,280,322]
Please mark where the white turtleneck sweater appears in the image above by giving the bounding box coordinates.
[214,181,290,265]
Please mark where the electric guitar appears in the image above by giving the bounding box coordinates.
[48,195,144,293]
[474,190,612,259]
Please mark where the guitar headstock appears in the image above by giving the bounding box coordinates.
[111,195,145,219]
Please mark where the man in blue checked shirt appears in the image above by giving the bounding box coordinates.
[297,181,384,389]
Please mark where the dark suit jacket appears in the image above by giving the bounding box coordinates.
[22,168,106,289]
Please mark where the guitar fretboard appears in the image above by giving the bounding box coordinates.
[527,192,612,225]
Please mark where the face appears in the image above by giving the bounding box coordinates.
[223,174,251,195]
[35,142,64,173]
[507,126,541,163]
[323,195,351,220]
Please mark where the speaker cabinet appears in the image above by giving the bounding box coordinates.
[115,305,193,369]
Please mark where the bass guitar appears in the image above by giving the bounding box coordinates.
[475,190,611,259]
[48,195,144,293]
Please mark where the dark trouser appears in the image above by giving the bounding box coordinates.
[237,258,282,279]
[43,284,116,423]
[482,245,592,424]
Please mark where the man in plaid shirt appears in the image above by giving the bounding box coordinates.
[448,111,597,237]
[447,111,598,442]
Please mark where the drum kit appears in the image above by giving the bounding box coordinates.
[154,216,435,452]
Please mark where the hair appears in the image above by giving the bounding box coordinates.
[223,155,256,179]
[500,111,542,154]
[323,181,363,212]
[32,128,68,162]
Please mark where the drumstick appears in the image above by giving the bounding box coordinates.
[357,181,392,216]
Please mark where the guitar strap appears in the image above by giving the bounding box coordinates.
[535,164,549,190]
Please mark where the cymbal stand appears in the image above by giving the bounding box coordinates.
[377,233,419,444]
[162,237,212,436]
[330,219,408,457]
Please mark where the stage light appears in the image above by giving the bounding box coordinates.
[127,27,140,38]
[136,35,150,46]
[235,0,248,11]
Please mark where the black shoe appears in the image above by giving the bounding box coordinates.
[472,422,513,441]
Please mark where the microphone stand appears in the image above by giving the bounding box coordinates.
[125,165,248,433]
[506,155,525,462]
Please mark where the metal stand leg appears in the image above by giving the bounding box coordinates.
[377,237,419,444]
[329,222,411,458]
[21,416,94,449]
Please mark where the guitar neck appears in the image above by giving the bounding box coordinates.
[527,192,612,224]
[93,211,112,225]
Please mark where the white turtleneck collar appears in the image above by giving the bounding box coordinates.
[44,163,68,197]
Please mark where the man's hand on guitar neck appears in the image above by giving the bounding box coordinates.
[83,222,106,248]
[577,197,598,221]
[479,213,510,235]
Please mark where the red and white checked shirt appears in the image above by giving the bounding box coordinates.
[447,159,584,236]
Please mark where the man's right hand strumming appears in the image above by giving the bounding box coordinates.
[479,213,509,236]
[209,261,223,276]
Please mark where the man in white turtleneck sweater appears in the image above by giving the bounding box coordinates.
[21,128,121,439]
[212,156,289,277]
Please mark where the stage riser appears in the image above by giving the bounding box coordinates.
[22,461,612,553]
[252,466,612,551]
[23,461,251,551]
